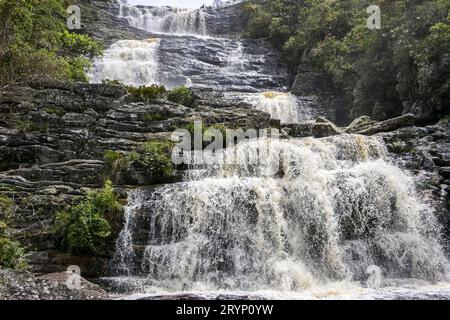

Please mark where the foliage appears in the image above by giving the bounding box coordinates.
[104,140,175,179]
[242,0,450,121]
[54,180,121,255]
[10,119,49,132]
[123,84,194,107]
[0,195,27,269]
[104,150,128,180]
[126,85,167,102]
[0,195,14,223]
[0,0,102,85]
[43,107,66,116]
[0,238,27,269]
[132,141,175,177]
[167,86,194,106]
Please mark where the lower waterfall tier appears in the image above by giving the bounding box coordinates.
[111,135,449,292]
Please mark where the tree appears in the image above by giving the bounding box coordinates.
[0,0,102,86]
[242,0,450,122]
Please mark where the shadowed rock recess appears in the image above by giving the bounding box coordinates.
[0,0,449,300]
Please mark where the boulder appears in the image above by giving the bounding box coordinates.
[345,116,377,133]
[355,114,417,135]
[282,119,342,138]
[0,269,107,300]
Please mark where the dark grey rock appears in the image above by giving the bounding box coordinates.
[0,269,107,300]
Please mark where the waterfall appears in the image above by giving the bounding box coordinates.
[88,39,160,86]
[119,5,207,35]
[224,42,245,72]
[221,91,311,124]
[244,92,310,124]
[112,135,449,292]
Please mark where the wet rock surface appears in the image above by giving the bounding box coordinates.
[290,65,349,126]
[377,117,450,245]
[0,78,271,272]
[0,269,107,300]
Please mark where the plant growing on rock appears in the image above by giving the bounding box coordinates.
[126,85,167,102]
[0,238,27,270]
[134,141,175,178]
[0,195,27,270]
[54,180,121,256]
[167,86,194,107]
[104,140,175,182]
[104,150,129,177]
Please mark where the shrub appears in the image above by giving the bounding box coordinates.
[134,141,175,177]
[102,79,124,86]
[126,85,167,102]
[0,195,27,270]
[0,195,14,222]
[167,87,194,106]
[104,150,129,176]
[104,140,175,180]
[54,180,121,255]
[0,238,27,269]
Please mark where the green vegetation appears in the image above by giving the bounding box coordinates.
[54,180,121,255]
[242,0,450,121]
[167,86,194,107]
[104,150,128,177]
[0,195,14,223]
[126,84,167,102]
[135,140,175,177]
[0,195,27,269]
[143,113,169,121]
[184,122,229,134]
[123,83,194,107]
[43,107,66,117]
[10,120,49,132]
[0,0,102,86]
[104,140,175,180]
[386,140,416,154]
[0,238,27,269]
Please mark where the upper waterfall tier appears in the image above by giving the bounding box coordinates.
[117,1,245,36]
[88,37,288,91]
[120,6,208,35]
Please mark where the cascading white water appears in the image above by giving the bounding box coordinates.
[224,42,245,72]
[88,39,160,86]
[112,135,449,293]
[223,91,311,124]
[119,4,207,35]
[245,92,310,124]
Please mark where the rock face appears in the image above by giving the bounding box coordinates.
[77,0,152,46]
[346,114,417,135]
[290,65,349,126]
[0,78,272,273]
[401,53,450,124]
[204,4,248,36]
[0,269,107,300]
[282,119,342,138]
[377,117,450,243]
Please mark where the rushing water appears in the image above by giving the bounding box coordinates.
[94,3,450,299]
[223,91,313,124]
[107,135,450,298]
[89,2,304,123]
[88,39,160,86]
[119,3,207,35]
